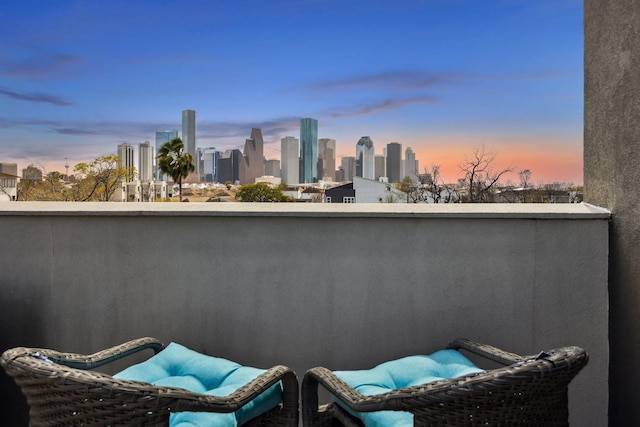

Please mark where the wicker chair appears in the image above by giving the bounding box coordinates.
[302,338,588,427]
[1,337,299,426]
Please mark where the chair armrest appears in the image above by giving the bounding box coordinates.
[302,366,428,417]
[44,337,164,369]
[447,338,526,365]
[167,365,299,415]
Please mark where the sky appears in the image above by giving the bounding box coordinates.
[0,0,584,185]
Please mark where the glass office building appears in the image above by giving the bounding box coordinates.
[299,118,318,183]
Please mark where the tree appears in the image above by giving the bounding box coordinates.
[235,183,293,202]
[458,145,513,202]
[73,155,135,201]
[395,166,458,203]
[157,138,195,202]
[516,169,533,202]
[396,176,421,203]
[16,165,43,201]
[26,171,67,201]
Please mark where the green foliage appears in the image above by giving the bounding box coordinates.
[73,154,134,201]
[18,156,133,201]
[157,138,195,201]
[396,176,414,193]
[235,183,293,202]
[18,171,66,201]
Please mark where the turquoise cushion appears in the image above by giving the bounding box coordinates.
[113,342,282,427]
[333,349,484,427]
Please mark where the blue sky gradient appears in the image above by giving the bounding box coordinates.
[0,0,583,184]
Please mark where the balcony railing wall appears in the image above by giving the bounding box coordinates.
[0,202,609,425]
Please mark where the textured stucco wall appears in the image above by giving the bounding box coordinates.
[584,1,640,425]
[0,204,608,425]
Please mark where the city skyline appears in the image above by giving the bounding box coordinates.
[0,0,583,184]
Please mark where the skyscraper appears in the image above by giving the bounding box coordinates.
[138,141,153,182]
[264,159,281,177]
[356,136,375,180]
[404,147,418,181]
[318,138,336,181]
[217,149,242,184]
[182,109,197,162]
[155,129,178,180]
[299,118,318,183]
[239,128,264,184]
[117,143,134,182]
[386,142,402,183]
[341,156,356,181]
[200,147,220,183]
[375,155,386,181]
[281,136,299,184]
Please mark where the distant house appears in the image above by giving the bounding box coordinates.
[353,176,406,203]
[325,182,355,203]
[325,178,411,203]
[0,172,18,201]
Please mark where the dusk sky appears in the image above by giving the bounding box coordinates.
[1,0,583,184]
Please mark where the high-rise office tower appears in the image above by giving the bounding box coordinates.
[404,147,418,181]
[239,128,265,184]
[155,129,178,180]
[182,109,197,162]
[341,156,356,181]
[318,138,336,181]
[299,117,318,183]
[355,136,375,180]
[217,149,242,184]
[117,143,135,181]
[264,159,281,177]
[386,142,402,183]
[138,141,153,182]
[281,136,299,184]
[200,147,220,183]
[375,155,386,181]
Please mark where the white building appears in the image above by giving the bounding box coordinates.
[255,175,282,186]
[0,172,18,201]
[138,141,153,182]
[353,176,407,203]
[117,143,135,181]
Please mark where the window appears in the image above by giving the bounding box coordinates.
[343,196,355,203]
[326,196,332,203]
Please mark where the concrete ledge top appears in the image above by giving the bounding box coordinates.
[0,202,611,219]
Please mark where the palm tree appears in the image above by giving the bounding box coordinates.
[157,138,195,201]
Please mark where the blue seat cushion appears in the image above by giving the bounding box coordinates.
[113,342,282,426]
[333,349,484,427]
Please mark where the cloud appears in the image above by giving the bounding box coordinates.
[52,128,101,136]
[305,71,454,93]
[325,95,438,119]
[199,117,301,140]
[303,69,571,96]
[0,86,73,106]
[0,117,64,129]
[0,49,82,80]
